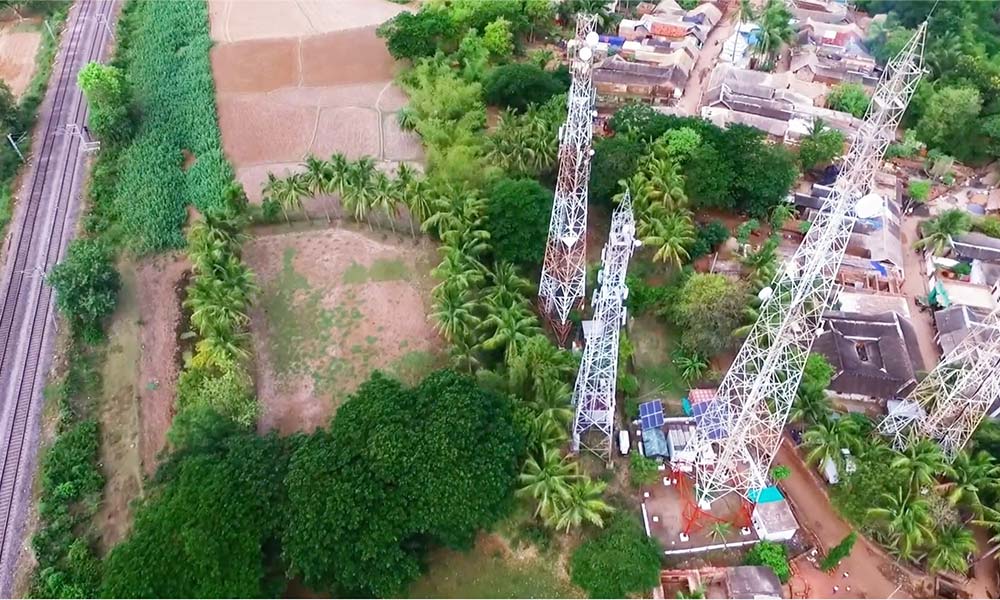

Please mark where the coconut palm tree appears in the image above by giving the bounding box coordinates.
[191,326,252,370]
[892,439,949,493]
[404,179,432,238]
[485,262,533,308]
[370,171,398,233]
[914,209,972,255]
[478,304,543,363]
[789,387,832,426]
[926,524,975,574]
[753,0,794,70]
[547,477,614,532]
[273,173,312,224]
[707,522,733,544]
[328,153,351,217]
[942,450,1000,514]
[506,335,578,405]
[673,348,709,384]
[517,446,579,519]
[867,489,935,561]
[345,157,377,229]
[262,173,289,223]
[429,283,480,343]
[393,163,422,237]
[301,154,332,222]
[802,417,861,473]
[643,156,688,213]
[743,235,780,291]
[432,247,486,293]
[645,212,695,267]
[422,183,486,237]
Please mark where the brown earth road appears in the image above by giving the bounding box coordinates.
[675,2,737,116]
[776,439,917,599]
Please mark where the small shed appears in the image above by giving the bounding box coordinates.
[749,487,798,542]
[725,566,784,599]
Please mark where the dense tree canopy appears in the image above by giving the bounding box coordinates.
[745,541,791,583]
[376,9,457,60]
[570,514,662,598]
[101,417,290,598]
[486,178,553,265]
[283,370,524,596]
[77,62,133,144]
[483,63,567,113]
[663,273,749,357]
[590,135,643,207]
[798,122,845,171]
[916,86,983,163]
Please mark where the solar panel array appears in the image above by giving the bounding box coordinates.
[692,401,726,440]
[638,400,665,431]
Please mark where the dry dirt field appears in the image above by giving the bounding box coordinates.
[0,20,41,98]
[244,225,443,434]
[208,0,423,202]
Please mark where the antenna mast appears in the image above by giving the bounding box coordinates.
[693,23,928,504]
[539,14,599,344]
[880,308,1000,459]
[571,191,640,462]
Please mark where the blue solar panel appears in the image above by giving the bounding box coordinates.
[692,401,726,440]
[638,401,664,431]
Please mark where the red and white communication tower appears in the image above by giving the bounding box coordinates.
[538,14,599,344]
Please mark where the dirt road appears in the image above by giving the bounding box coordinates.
[898,213,941,369]
[776,440,918,598]
[676,1,736,116]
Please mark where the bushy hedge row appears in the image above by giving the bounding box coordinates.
[110,0,231,252]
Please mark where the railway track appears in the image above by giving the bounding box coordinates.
[0,0,117,593]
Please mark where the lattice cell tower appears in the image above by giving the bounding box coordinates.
[538,14,599,344]
[880,309,1000,460]
[571,190,641,462]
[692,23,928,505]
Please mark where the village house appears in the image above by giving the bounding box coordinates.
[791,19,880,88]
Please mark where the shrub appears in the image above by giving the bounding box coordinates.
[689,220,730,259]
[570,514,662,598]
[744,541,791,583]
[177,366,257,428]
[483,63,566,113]
[630,452,659,487]
[819,532,857,572]
[886,128,924,159]
[907,179,931,202]
[771,465,791,481]
[826,83,869,118]
[47,239,120,343]
[975,216,1000,239]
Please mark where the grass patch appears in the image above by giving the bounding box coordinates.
[388,349,439,384]
[257,247,370,397]
[408,537,578,599]
[630,314,686,406]
[111,0,232,252]
[369,258,410,281]
[342,262,368,284]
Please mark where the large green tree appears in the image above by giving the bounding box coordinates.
[826,83,870,118]
[663,273,749,357]
[77,62,133,144]
[483,63,566,113]
[47,239,120,343]
[376,9,457,60]
[282,370,523,596]
[485,178,553,265]
[570,514,662,598]
[916,86,983,162]
[798,120,845,171]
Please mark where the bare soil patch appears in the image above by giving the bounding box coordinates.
[211,37,298,94]
[135,252,189,475]
[0,21,41,98]
[301,28,395,86]
[208,0,410,43]
[95,262,144,552]
[209,3,423,201]
[245,225,443,435]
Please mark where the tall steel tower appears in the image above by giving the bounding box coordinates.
[880,309,1000,460]
[571,191,640,461]
[692,23,928,504]
[539,14,599,344]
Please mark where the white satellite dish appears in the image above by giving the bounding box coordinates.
[854,192,883,219]
[585,31,600,47]
[578,45,593,61]
[758,286,774,302]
